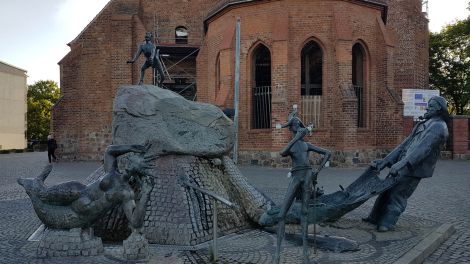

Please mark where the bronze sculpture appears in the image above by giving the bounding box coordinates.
[18,144,153,232]
[363,96,449,232]
[274,110,331,264]
[127,32,165,86]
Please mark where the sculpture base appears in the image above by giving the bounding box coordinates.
[90,155,273,245]
[290,234,359,252]
[123,232,149,261]
[37,227,103,257]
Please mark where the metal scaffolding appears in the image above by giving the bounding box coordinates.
[152,15,202,101]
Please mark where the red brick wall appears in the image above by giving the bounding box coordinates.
[386,0,429,90]
[449,116,469,156]
[139,0,220,46]
[54,0,139,160]
[403,116,415,136]
[53,0,221,160]
[54,0,429,162]
[198,0,411,155]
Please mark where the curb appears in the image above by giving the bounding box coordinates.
[393,223,455,264]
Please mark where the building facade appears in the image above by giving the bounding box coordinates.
[0,61,27,150]
[54,0,429,165]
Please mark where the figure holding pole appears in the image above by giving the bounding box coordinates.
[127,32,165,86]
[274,106,331,264]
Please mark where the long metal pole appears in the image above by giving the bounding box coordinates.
[233,17,241,164]
[313,180,317,255]
[213,199,218,261]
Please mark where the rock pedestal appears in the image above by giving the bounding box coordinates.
[36,228,103,257]
[123,232,149,260]
[87,85,273,245]
[90,155,273,245]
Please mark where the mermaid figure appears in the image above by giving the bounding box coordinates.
[18,144,153,231]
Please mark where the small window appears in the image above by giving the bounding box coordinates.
[175,26,188,44]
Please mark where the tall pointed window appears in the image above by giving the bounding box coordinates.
[352,43,366,127]
[252,44,272,129]
[300,41,322,127]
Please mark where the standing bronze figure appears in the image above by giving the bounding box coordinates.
[275,111,331,264]
[127,32,165,86]
[364,96,449,232]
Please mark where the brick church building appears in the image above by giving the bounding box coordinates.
[53,0,429,165]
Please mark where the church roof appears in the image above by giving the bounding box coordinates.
[205,0,388,27]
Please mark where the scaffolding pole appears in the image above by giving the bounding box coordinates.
[233,18,241,164]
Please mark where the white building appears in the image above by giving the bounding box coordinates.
[0,61,27,150]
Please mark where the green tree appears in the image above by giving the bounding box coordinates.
[429,16,470,115]
[27,80,60,141]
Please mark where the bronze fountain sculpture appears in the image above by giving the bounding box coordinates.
[127,32,165,86]
[273,107,330,264]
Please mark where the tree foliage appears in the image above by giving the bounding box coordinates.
[27,80,60,140]
[429,15,470,115]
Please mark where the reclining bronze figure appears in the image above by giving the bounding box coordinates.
[18,145,153,231]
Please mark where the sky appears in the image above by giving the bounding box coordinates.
[0,0,468,86]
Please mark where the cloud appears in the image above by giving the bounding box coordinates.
[21,0,111,84]
[55,0,110,40]
[428,0,469,32]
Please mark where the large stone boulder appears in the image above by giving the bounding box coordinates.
[112,85,234,157]
[87,85,273,245]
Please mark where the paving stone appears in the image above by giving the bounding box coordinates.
[0,153,469,263]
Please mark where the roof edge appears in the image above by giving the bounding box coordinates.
[205,0,256,26]
[68,0,114,46]
[204,0,388,29]
[0,60,27,73]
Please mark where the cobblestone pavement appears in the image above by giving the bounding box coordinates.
[184,215,440,264]
[243,161,470,264]
[0,152,469,263]
[0,152,100,201]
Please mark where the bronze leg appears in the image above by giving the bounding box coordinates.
[274,176,302,264]
[302,172,313,263]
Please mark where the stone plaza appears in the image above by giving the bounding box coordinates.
[0,151,468,263]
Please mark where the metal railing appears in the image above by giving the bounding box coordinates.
[153,48,198,101]
[252,86,272,129]
[180,177,237,262]
[353,85,364,127]
[301,95,322,128]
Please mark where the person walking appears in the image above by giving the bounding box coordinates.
[47,135,58,163]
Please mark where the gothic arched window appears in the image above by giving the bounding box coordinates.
[300,41,323,127]
[352,43,366,127]
[251,44,272,129]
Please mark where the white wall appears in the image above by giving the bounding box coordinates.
[0,63,27,150]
